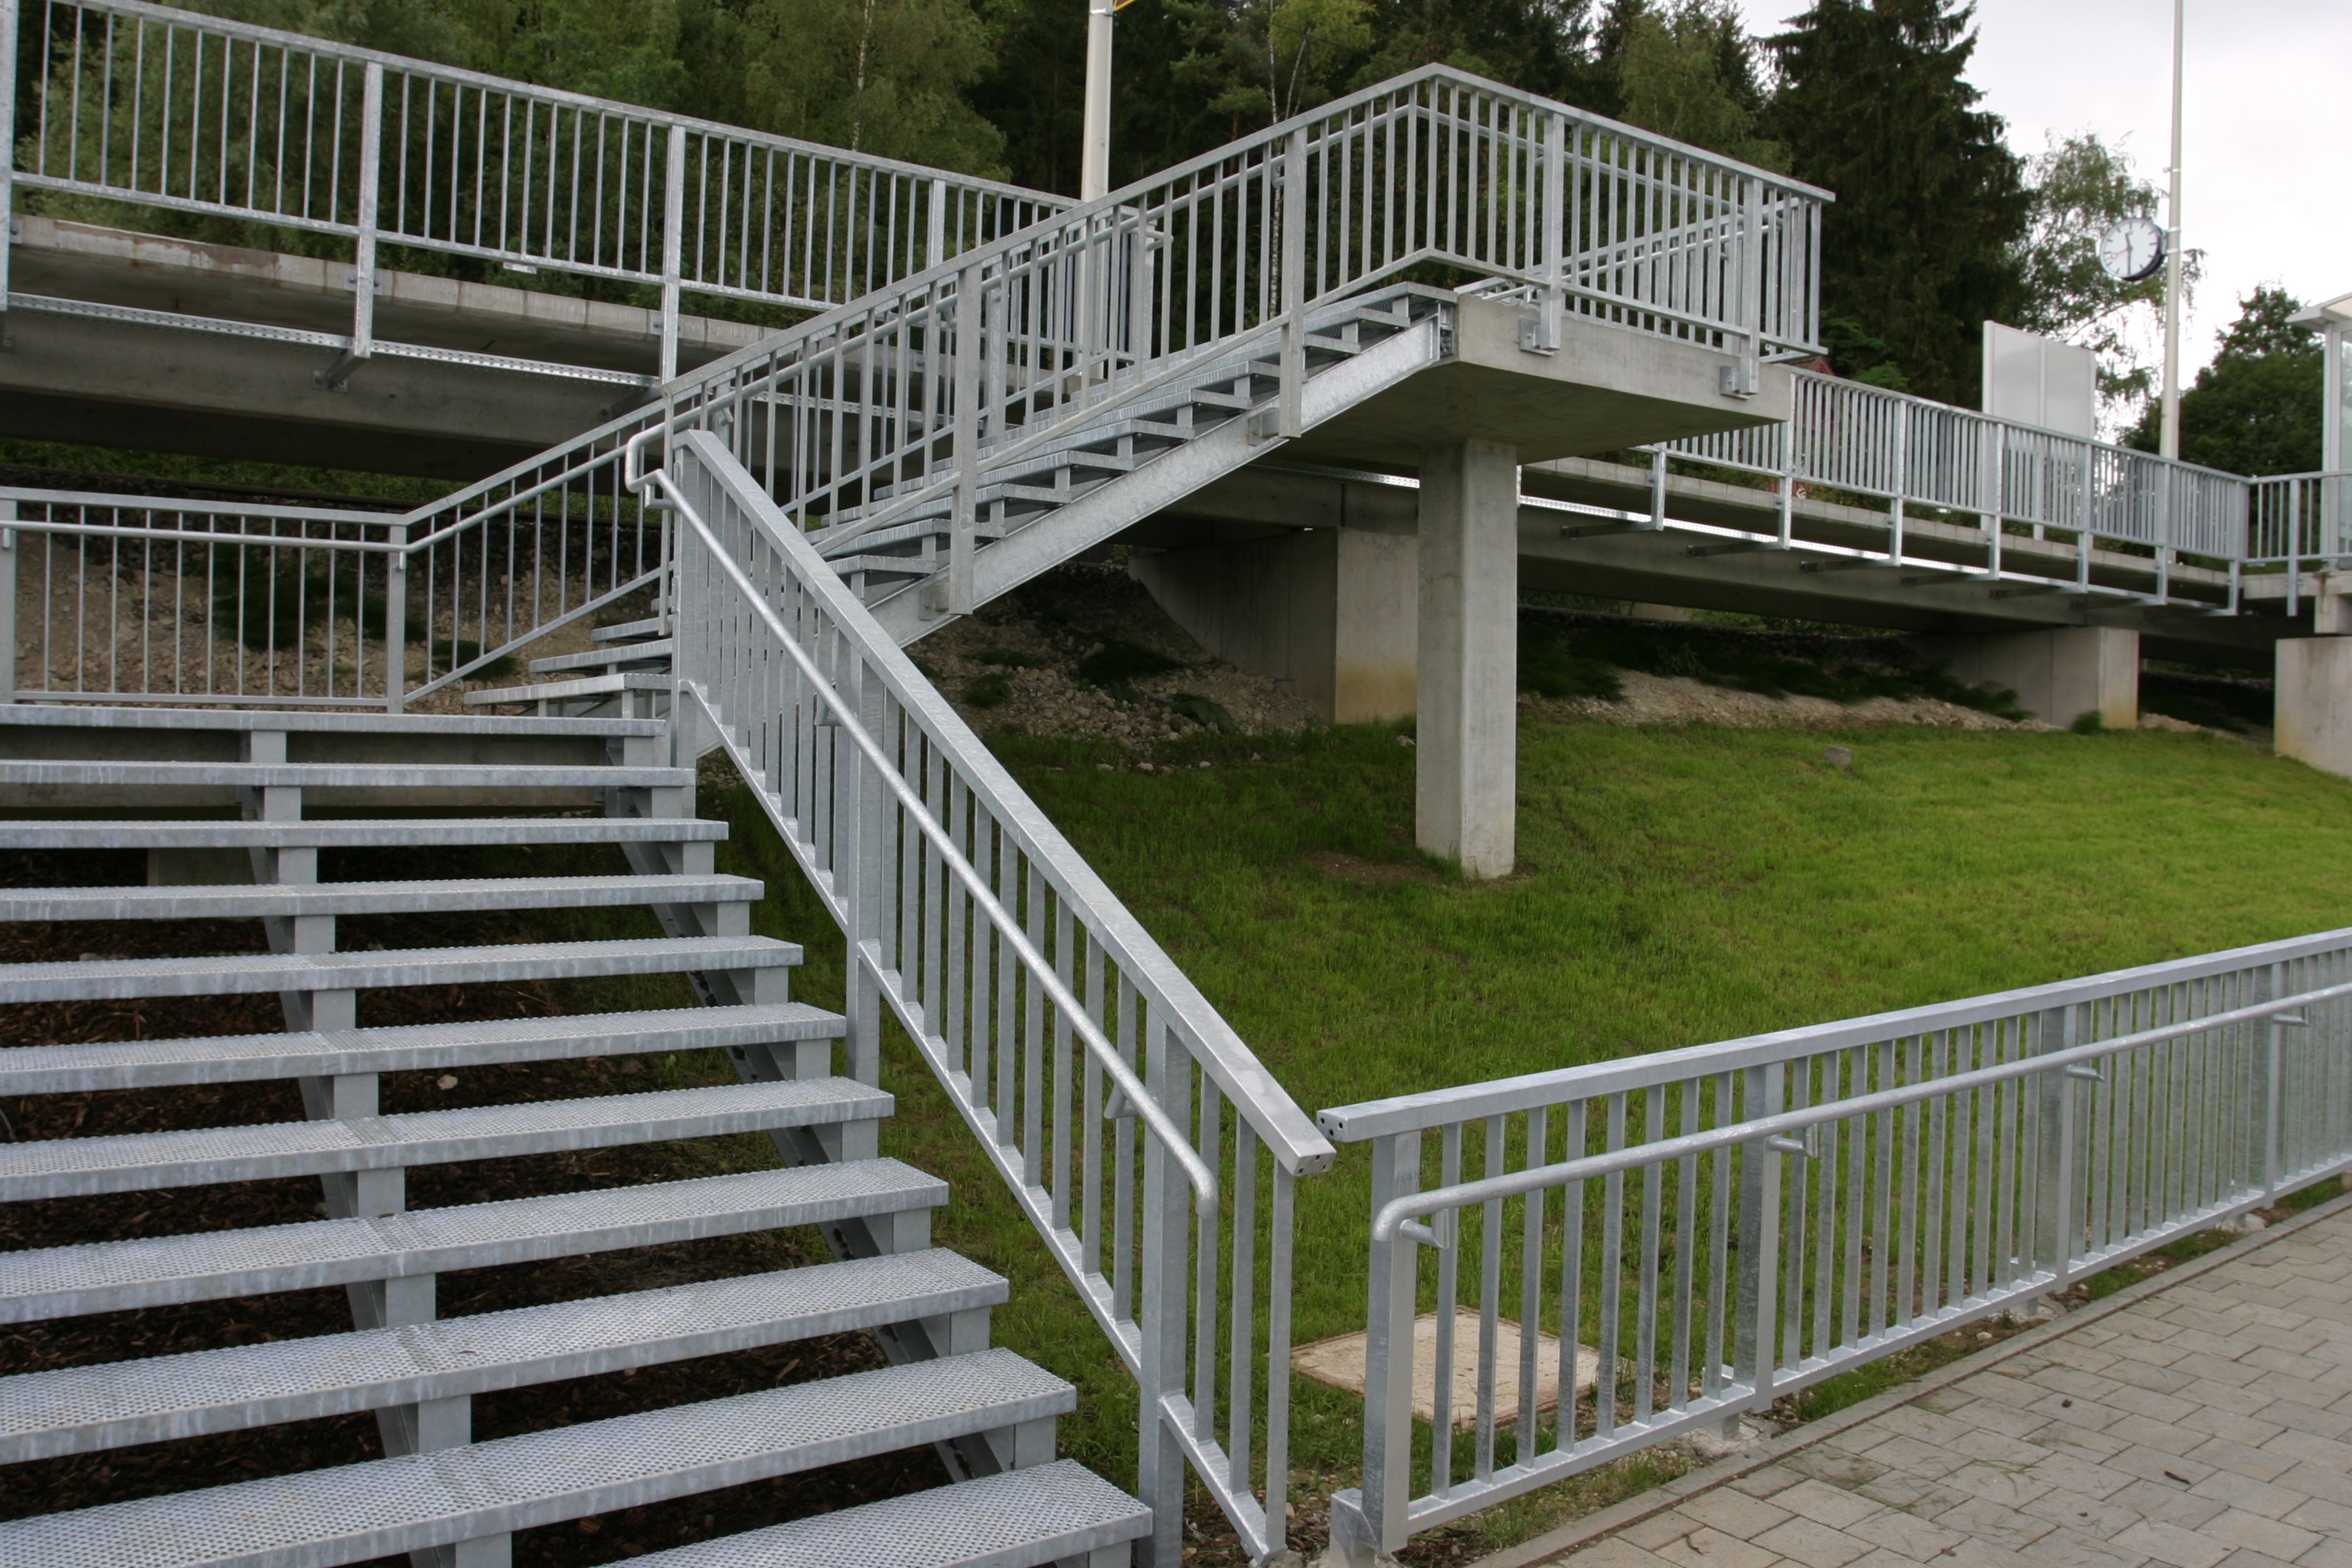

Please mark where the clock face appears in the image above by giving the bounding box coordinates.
[2097,217,2166,284]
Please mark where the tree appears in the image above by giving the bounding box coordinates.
[1764,0,2028,407]
[2011,132,2195,420]
[2125,288,2322,477]
[1592,0,1783,171]
[736,0,1007,175]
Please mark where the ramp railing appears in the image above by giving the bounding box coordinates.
[2,0,1066,381]
[1316,929,2352,1564]
[646,430,1334,1565]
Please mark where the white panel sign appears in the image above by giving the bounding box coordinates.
[1981,321,2099,440]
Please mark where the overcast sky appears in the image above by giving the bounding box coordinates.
[1726,0,2351,388]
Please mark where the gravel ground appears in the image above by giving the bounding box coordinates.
[1529,669,2060,733]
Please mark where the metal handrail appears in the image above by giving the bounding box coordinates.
[1320,924,2352,1563]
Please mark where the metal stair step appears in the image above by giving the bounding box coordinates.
[628,1459,1148,1568]
[0,1003,844,1094]
[0,873,761,923]
[0,760,691,789]
[0,704,665,739]
[0,1348,1073,1568]
[528,639,675,675]
[0,934,802,1004]
[591,616,668,644]
[0,1160,949,1322]
[464,672,671,707]
[0,1249,1006,1462]
[0,818,730,851]
[0,1077,892,1199]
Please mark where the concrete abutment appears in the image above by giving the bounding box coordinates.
[1906,626,2140,730]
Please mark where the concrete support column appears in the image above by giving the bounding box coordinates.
[1905,626,2138,729]
[1129,529,1417,723]
[1416,437,1520,879]
[2278,635,2352,778]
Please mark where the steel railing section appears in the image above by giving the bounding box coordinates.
[642,65,1824,605]
[1313,928,2352,1563]
[648,430,1331,1564]
[5,0,1069,378]
[2248,474,2352,616]
[1652,368,2254,596]
[0,466,665,709]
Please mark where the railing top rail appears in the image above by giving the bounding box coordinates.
[2251,468,2352,486]
[0,485,404,528]
[33,0,1067,207]
[667,434,1336,1176]
[1318,923,2352,1142]
[1357,968,2352,1243]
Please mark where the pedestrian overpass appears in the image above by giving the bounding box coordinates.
[2,3,2350,1566]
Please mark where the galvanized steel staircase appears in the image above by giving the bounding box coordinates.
[0,704,1147,1566]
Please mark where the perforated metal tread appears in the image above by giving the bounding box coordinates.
[0,1348,1074,1567]
[592,616,667,643]
[0,1004,844,1093]
[0,1161,948,1322]
[627,1460,1148,1568]
[0,874,761,923]
[0,760,691,789]
[0,704,665,737]
[530,639,674,673]
[0,1249,1007,1461]
[464,673,671,706]
[0,935,802,1004]
[0,1078,892,1200]
[0,818,730,849]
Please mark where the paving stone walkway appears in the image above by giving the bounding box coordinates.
[1543,1200,2352,1568]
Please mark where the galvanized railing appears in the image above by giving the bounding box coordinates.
[1317,929,2352,1564]
[2248,470,2352,615]
[652,64,1825,610]
[648,430,1334,1566]
[1646,369,2259,605]
[0,451,665,707]
[2,0,1067,381]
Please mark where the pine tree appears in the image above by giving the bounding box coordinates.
[1765,0,2027,406]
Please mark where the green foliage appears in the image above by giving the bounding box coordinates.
[2013,133,2185,411]
[1821,316,1909,391]
[2126,288,2323,477]
[1595,0,1783,172]
[1518,616,2024,717]
[962,670,1016,707]
[1074,638,1185,697]
[2069,710,2105,735]
[1766,0,2029,407]
[1167,691,1236,731]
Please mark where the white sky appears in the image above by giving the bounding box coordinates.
[1726,0,2352,385]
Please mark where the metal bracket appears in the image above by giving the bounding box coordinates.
[2064,1063,2107,1083]
[1720,359,1761,399]
[1518,316,1559,356]
[313,350,364,391]
[1104,1084,1142,1120]
[2273,1012,2309,1027]
[1399,1210,1455,1250]
[1766,1125,1821,1159]
[1688,539,1784,557]
[1562,520,1659,541]
[1799,557,1878,574]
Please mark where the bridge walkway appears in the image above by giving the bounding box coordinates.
[1520,1192,2352,1568]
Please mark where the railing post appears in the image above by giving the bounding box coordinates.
[1277,128,1307,439]
[1982,420,2004,580]
[1536,112,1565,354]
[1135,1019,1191,1568]
[1348,1129,1423,1559]
[383,524,408,713]
[949,264,981,616]
[2156,466,2173,605]
[659,125,687,384]
[2078,444,2096,595]
[0,504,15,701]
[2259,962,2284,1202]
[2030,1004,2079,1291]
[0,0,18,346]
[1887,402,1906,569]
[315,62,383,390]
[927,181,949,272]
[1727,1063,1781,1432]
[834,649,885,1086]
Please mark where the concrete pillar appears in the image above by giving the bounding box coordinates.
[1906,626,2138,729]
[2278,636,2352,777]
[1416,438,1520,879]
[1128,528,1417,723]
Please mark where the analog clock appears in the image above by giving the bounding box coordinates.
[2096,217,2166,284]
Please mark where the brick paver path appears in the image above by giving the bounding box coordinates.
[1552,1202,2352,1568]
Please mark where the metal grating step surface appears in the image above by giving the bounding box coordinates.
[0,1078,892,1200]
[0,703,665,738]
[0,818,730,851]
[0,934,802,1004]
[0,1003,844,1094]
[0,1348,1074,1568]
[626,1459,1148,1568]
[530,639,674,674]
[466,672,672,707]
[0,760,692,789]
[0,873,761,923]
[0,1249,1007,1461]
[592,616,668,643]
[0,1160,949,1322]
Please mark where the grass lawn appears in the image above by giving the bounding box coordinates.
[700,714,2352,1561]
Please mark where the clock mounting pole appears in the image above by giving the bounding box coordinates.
[2159,0,2187,461]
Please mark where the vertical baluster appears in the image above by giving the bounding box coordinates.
[1594,1094,1625,1441]
[1432,1122,1462,1492]
[1519,1103,1548,1455]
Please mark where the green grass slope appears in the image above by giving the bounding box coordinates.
[703,716,2352,1557]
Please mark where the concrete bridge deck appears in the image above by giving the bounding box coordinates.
[1507,1189,2352,1568]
